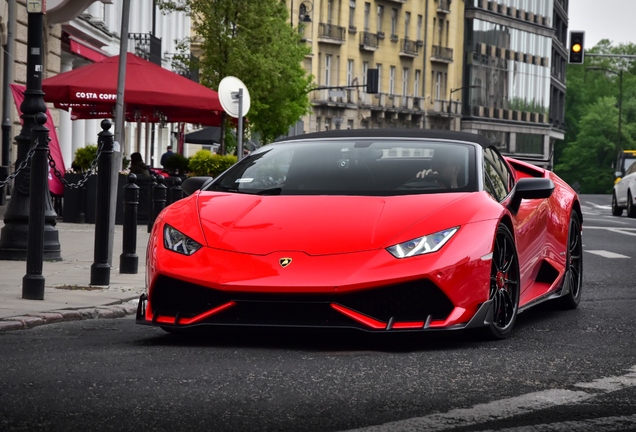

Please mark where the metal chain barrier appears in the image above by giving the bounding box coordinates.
[48,145,103,189]
[0,139,39,187]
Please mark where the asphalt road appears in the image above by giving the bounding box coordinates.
[0,194,635,432]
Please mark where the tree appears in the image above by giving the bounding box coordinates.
[158,0,313,146]
[556,40,636,192]
[556,97,619,193]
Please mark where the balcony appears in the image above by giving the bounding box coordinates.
[384,0,407,3]
[399,39,419,57]
[437,0,451,13]
[318,23,346,45]
[431,45,453,63]
[359,32,379,51]
[128,33,162,65]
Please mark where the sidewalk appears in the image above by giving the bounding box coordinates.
[0,203,148,331]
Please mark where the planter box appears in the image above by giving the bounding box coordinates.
[63,173,177,225]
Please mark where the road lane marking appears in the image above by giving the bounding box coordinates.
[475,414,636,432]
[585,250,631,259]
[585,226,636,236]
[343,366,636,431]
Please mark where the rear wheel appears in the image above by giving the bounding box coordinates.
[611,192,623,216]
[627,191,636,218]
[484,224,520,340]
[555,212,583,309]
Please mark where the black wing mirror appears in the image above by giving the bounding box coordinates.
[181,176,213,196]
[507,177,554,215]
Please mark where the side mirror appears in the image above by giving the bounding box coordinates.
[181,176,213,196]
[507,177,554,215]
[615,171,622,178]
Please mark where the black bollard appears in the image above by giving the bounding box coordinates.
[168,176,183,205]
[119,173,139,274]
[90,120,114,286]
[22,112,50,300]
[147,174,157,233]
[151,175,167,228]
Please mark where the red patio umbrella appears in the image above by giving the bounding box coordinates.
[42,53,224,126]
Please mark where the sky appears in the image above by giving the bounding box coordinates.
[568,0,636,48]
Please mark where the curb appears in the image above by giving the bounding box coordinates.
[0,299,139,332]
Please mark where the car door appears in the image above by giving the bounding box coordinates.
[483,147,548,303]
[616,163,636,206]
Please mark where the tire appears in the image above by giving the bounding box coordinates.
[555,212,583,310]
[627,191,636,218]
[612,192,623,216]
[483,224,520,340]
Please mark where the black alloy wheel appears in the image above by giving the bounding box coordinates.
[485,224,520,340]
[556,211,583,309]
[627,191,636,218]
[612,192,623,216]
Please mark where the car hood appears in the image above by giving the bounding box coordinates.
[194,192,482,255]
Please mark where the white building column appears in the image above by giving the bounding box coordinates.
[57,54,74,168]
[84,119,99,146]
[71,119,85,169]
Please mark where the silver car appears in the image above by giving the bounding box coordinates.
[612,161,636,217]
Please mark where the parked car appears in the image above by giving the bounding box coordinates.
[612,159,636,217]
[137,129,582,340]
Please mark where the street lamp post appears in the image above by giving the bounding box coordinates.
[0,1,61,262]
[587,66,623,166]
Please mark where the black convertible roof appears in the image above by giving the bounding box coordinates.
[277,128,493,148]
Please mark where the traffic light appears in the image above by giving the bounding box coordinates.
[569,31,585,64]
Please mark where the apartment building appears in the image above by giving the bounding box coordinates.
[460,0,568,168]
[287,0,465,134]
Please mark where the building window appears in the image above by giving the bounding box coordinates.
[347,119,354,129]
[416,15,422,41]
[325,55,331,86]
[414,70,421,97]
[347,60,354,86]
[435,71,442,99]
[389,66,396,95]
[362,61,369,93]
[377,5,384,33]
[405,12,410,39]
[327,0,333,24]
[402,68,409,96]
[316,117,321,132]
[376,64,382,93]
[349,0,355,28]
[391,8,397,36]
[364,3,370,31]
[325,117,331,131]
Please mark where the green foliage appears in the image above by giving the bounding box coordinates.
[187,150,237,177]
[72,144,98,173]
[157,0,313,145]
[556,39,636,192]
[164,153,190,174]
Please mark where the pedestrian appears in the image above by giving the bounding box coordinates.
[160,145,174,170]
[129,152,150,176]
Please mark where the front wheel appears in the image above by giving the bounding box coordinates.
[611,192,623,216]
[555,211,583,310]
[483,224,520,340]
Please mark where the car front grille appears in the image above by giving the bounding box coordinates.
[150,275,454,328]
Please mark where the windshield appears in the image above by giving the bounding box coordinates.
[208,138,477,196]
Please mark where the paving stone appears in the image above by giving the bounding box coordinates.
[49,310,83,321]
[8,316,45,328]
[27,312,64,323]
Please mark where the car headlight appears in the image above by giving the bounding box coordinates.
[163,224,202,255]
[386,227,459,259]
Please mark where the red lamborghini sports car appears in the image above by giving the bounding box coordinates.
[137,129,582,339]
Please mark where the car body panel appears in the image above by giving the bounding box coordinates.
[139,129,581,335]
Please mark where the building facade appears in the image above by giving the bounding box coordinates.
[461,0,568,168]
[0,0,191,173]
[287,0,568,167]
[287,0,465,134]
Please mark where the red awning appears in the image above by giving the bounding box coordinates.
[42,53,224,126]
